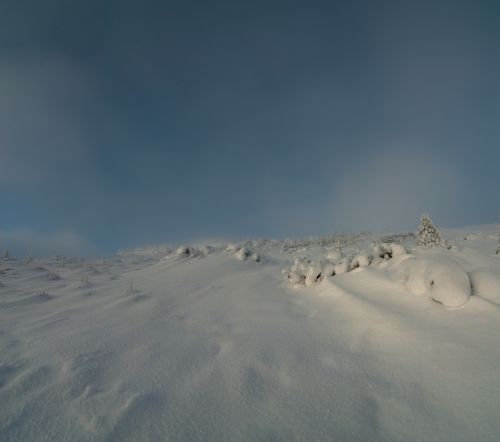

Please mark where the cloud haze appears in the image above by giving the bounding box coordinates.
[0,229,95,259]
[331,148,464,233]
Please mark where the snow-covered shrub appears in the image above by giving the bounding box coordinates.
[390,243,407,256]
[226,243,239,252]
[334,259,350,275]
[235,247,252,261]
[351,253,370,268]
[386,253,471,308]
[176,246,189,256]
[286,242,409,287]
[373,244,390,259]
[287,258,331,286]
[305,261,324,285]
[250,253,261,263]
[416,214,442,248]
[176,246,199,257]
[231,244,261,262]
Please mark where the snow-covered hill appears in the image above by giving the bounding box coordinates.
[1,225,500,441]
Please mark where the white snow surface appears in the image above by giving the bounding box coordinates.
[1,225,500,441]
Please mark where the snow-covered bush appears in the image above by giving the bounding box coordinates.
[235,247,252,261]
[286,242,408,287]
[386,253,471,308]
[287,258,331,286]
[416,214,442,248]
[235,246,261,262]
[350,253,370,269]
[176,246,190,256]
[176,246,199,257]
[390,243,407,256]
[334,259,350,275]
[225,243,239,252]
[372,242,407,260]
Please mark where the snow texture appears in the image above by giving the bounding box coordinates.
[1,225,500,441]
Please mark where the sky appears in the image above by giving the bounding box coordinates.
[1,0,499,256]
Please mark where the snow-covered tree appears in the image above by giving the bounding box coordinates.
[416,214,442,248]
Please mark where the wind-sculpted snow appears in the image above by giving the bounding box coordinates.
[1,225,500,441]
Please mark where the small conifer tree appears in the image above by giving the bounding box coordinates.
[416,214,442,248]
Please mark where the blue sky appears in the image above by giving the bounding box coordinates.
[1,0,499,256]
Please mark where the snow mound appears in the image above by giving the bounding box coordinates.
[386,253,471,308]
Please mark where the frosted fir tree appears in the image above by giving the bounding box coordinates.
[416,214,442,248]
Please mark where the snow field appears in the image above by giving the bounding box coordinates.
[1,225,500,441]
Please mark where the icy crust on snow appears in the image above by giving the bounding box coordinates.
[384,252,471,308]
